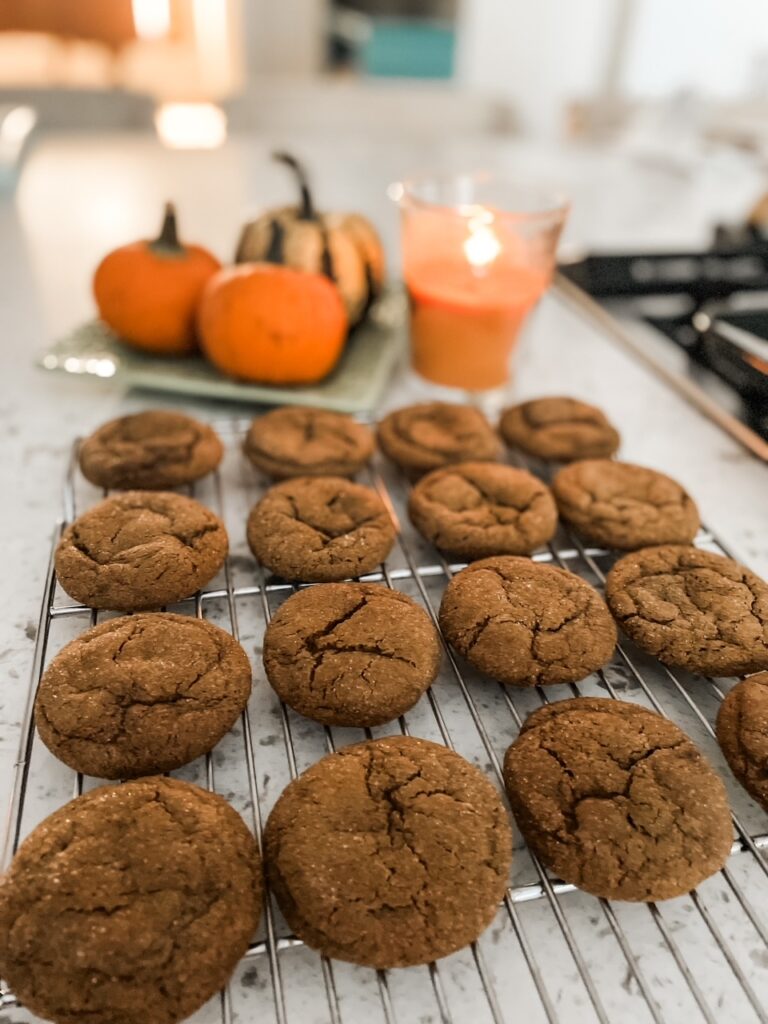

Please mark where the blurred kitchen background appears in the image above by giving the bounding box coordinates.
[1,0,767,150]
[2,0,768,249]
[1,0,768,142]
[2,0,768,341]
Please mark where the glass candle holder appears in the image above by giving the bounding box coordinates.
[390,173,569,391]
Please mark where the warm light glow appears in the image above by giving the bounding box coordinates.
[1,105,37,146]
[190,0,232,96]
[192,0,229,55]
[463,208,502,269]
[386,182,405,203]
[132,0,171,40]
[154,102,227,150]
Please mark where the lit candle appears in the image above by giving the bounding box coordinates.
[463,208,502,269]
[394,178,568,391]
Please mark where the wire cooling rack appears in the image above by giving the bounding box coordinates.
[2,419,768,1024]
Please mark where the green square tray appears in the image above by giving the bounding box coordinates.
[37,289,407,414]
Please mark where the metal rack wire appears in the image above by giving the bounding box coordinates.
[2,419,767,1024]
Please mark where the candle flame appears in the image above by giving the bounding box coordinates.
[463,210,501,269]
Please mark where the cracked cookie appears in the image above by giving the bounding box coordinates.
[439,556,616,686]
[408,461,558,560]
[605,545,768,676]
[0,776,262,1024]
[79,410,223,490]
[247,476,395,582]
[55,491,228,610]
[264,735,511,968]
[503,697,733,900]
[552,459,700,550]
[716,673,768,812]
[377,402,501,479]
[244,406,374,479]
[35,613,251,778]
[263,583,440,726]
[499,396,620,462]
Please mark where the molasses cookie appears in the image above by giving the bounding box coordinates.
[716,673,768,812]
[264,735,511,968]
[244,406,374,479]
[0,776,262,1024]
[439,556,616,685]
[499,396,620,462]
[377,402,501,478]
[606,545,768,676]
[247,476,395,582]
[36,613,251,779]
[55,491,228,610]
[408,461,557,560]
[552,459,700,550]
[263,583,440,726]
[79,410,223,490]
[504,698,732,900]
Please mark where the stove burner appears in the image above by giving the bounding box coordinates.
[560,232,768,442]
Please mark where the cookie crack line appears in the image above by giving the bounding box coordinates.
[302,596,370,647]
[99,429,203,468]
[389,414,488,457]
[539,734,686,801]
[526,729,717,854]
[100,617,228,674]
[350,754,491,916]
[307,645,418,688]
[250,422,358,459]
[34,692,217,750]
[109,623,139,663]
[326,640,417,665]
[359,753,486,818]
[566,485,691,519]
[278,500,385,544]
[425,473,541,518]
[619,609,766,659]
[519,403,606,432]
[461,589,592,651]
[68,516,221,565]
[616,568,768,644]
[299,596,419,666]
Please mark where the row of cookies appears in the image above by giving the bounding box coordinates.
[39,538,768,776]
[79,401,703,563]
[76,396,618,492]
[60,404,768,808]
[0,735,513,1022]
[1,698,738,1024]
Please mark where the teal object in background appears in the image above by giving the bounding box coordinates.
[362,19,455,79]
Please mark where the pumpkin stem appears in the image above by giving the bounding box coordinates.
[273,151,316,220]
[151,202,183,254]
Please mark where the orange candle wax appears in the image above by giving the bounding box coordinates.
[406,259,548,390]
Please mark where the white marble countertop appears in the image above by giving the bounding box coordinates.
[1,132,767,1024]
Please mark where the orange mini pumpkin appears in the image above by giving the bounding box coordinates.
[93,203,220,355]
[198,263,348,385]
